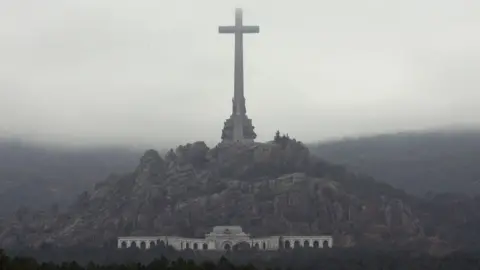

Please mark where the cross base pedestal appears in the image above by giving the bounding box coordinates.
[221,114,256,144]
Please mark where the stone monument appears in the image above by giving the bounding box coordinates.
[219,8,258,144]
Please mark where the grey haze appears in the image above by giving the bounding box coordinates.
[1,0,479,148]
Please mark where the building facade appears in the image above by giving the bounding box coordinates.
[117,226,333,251]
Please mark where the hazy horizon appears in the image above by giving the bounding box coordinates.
[1,0,480,147]
[2,124,479,152]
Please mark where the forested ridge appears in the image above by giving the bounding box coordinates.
[311,129,480,196]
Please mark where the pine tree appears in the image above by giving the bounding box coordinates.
[274,130,281,142]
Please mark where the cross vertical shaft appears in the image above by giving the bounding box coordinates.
[234,9,244,115]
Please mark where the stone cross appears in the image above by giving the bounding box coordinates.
[218,8,259,116]
[219,8,259,143]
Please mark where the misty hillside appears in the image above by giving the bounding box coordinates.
[1,129,480,216]
[0,140,141,215]
[310,130,480,196]
[0,139,424,250]
[6,137,480,253]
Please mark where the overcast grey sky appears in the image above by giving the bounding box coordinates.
[0,0,479,147]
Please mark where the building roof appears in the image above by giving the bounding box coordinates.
[211,226,244,235]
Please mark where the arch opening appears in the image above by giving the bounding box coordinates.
[313,241,319,248]
[233,241,250,251]
[323,240,329,248]
[294,240,301,248]
[121,241,127,248]
[140,241,147,249]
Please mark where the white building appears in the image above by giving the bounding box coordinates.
[117,226,333,251]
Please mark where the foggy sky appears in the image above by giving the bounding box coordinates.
[1,0,479,148]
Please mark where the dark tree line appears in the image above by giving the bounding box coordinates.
[3,248,480,270]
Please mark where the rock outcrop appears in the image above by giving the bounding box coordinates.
[0,138,455,252]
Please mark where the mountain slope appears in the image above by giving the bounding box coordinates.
[0,140,141,214]
[1,139,434,251]
[310,130,480,196]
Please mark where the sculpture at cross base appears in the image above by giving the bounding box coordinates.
[219,8,258,144]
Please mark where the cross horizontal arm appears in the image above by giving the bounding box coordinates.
[242,26,260,33]
[218,26,236,33]
[218,25,260,34]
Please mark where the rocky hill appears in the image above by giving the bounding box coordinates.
[2,135,472,254]
[2,134,480,254]
[310,129,480,196]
